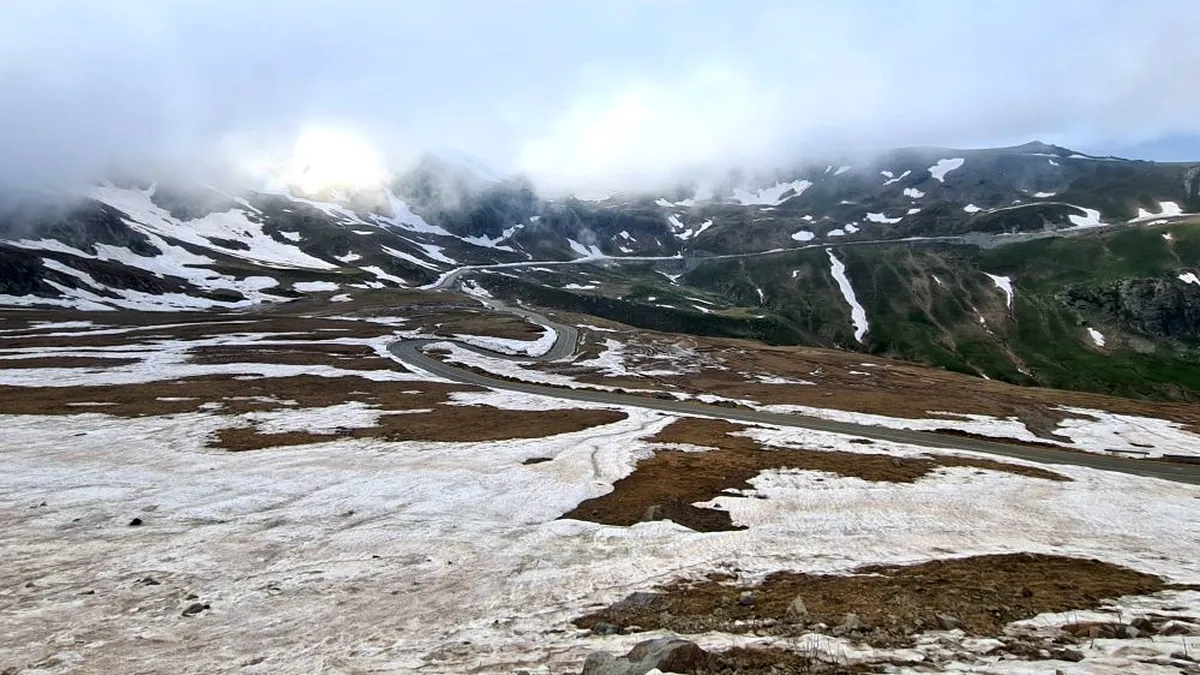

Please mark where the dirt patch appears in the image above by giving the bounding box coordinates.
[574,553,1166,647]
[188,343,397,370]
[0,374,459,417]
[213,407,627,450]
[0,356,141,369]
[562,419,1069,532]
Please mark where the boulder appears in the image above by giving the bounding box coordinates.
[785,595,809,621]
[581,637,708,675]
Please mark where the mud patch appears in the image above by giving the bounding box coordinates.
[562,419,1069,532]
[574,553,1166,647]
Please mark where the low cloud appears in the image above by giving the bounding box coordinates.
[2,0,1199,195]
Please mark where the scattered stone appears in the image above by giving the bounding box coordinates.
[181,602,210,617]
[128,517,143,527]
[1123,625,1140,639]
[185,593,199,600]
[737,591,755,607]
[137,576,160,586]
[936,614,963,631]
[1130,616,1153,631]
[785,595,809,621]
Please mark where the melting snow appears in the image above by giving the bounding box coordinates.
[902,187,924,199]
[1135,201,1184,220]
[1179,272,1199,286]
[827,250,869,343]
[791,230,815,242]
[731,179,812,206]
[293,281,339,292]
[928,158,965,182]
[1032,191,1057,198]
[334,252,362,263]
[881,170,911,186]
[1068,207,1104,228]
[567,239,604,259]
[985,273,1014,308]
[865,212,902,224]
[962,204,982,214]
[1087,327,1106,347]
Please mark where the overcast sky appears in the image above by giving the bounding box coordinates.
[3,0,1200,193]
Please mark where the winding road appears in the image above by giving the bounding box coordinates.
[387,297,1200,485]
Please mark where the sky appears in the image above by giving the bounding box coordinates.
[2,0,1200,194]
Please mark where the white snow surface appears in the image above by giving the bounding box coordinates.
[1068,207,1104,228]
[865,212,902,224]
[453,324,557,357]
[902,187,924,199]
[1135,201,1184,220]
[962,203,982,214]
[881,170,911,186]
[731,179,812,206]
[827,249,869,343]
[790,230,815,242]
[567,239,604,259]
[1,410,1198,673]
[292,281,339,292]
[1087,327,1106,347]
[91,184,337,270]
[985,273,1014,308]
[928,157,965,182]
[1179,272,1200,286]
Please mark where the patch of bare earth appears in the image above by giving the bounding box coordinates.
[0,372,626,449]
[561,419,1068,532]
[187,343,398,370]
[574,553,1167,648]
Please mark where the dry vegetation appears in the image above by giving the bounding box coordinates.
[562,419,1067,532]
[575,553,1170,648]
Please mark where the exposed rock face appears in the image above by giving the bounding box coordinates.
[1063,277,1200,340]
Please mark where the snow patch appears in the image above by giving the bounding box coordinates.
[985,273,1014,308]
[827,250,868,343]
[928,158,965,182]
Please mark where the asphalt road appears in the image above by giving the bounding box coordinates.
[389,300,1200,486]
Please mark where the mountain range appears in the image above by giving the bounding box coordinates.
[2,141,1198,399]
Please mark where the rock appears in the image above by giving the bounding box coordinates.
[581,637,708,675]
[181,602,210,617]
[1123,625,1140,639]
[936,614,963,631]
[640,504,664,522]
[833,613,864,635]
[785,595,809,621]
[737,592,755,607]
[128,517,143,527]
[1057,648,1085,662]
[609,592,662,612]
[591,622,620,636]
[1130,616,1153,631]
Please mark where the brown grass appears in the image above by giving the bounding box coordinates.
[574,553,1166,647]
[0,356,141,369]
[562,419,1068,532]
[214,406,626,450]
